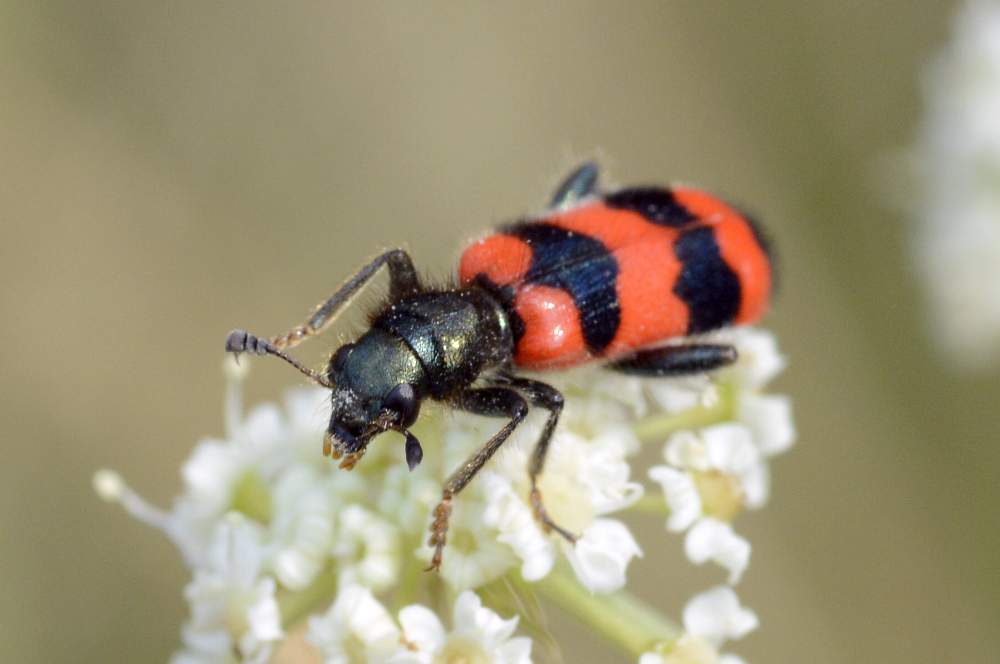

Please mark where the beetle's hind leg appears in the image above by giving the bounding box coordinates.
[610,343,737,377]
[495,375,576,544]
[427,387,528,572]
[549,161,600,210]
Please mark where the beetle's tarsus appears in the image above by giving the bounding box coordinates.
[531,487,578,544]
[425,496,452,572]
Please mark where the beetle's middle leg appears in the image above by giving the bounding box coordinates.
[549,160,600,210]
[426,387,527,572]
[495,374,576,544]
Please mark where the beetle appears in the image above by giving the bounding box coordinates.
[224,162,773,571]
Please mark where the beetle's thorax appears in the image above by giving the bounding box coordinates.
[372,287,514,399]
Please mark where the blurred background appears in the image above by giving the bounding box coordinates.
[2,2,998,662]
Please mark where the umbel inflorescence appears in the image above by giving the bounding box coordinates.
[909,0,1000,370]
[95,327,794,663]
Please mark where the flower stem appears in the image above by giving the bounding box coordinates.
[631,381,735,442]
[529,567,680,657]
[392,535,425,610]
[627,493,670,515]
[278,566,338,630]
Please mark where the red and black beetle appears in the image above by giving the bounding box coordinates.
[225,162,774,570]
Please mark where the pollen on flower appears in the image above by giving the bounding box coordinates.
[692,471,744,522]
[437,636,492,663]
[229,470,273,524]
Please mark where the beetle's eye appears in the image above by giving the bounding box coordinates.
[384,383,420,428]
[331,343,355,374]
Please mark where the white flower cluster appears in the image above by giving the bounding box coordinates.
[910,0,1000,370]
[638,587,758,664]
[94,327,793,663]
[638,328,793,663]
[307,586,530,663]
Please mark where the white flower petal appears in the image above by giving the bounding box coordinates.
[565,518,642,593]
[180,442,240,511]
[307,585,401,662]
[738,393,795,456]
[398,605,446,653]
[684,518,751,584]
[497,636,533,664]
[645,375,710,414]
[665,431,711,471]
[332,505,400,592]
[267,466,336,590]
[377,465,441,535]
[701,425,759,477]
[740,461,770,510]
[649,466,702,532]
[683,586,759,646]
[245,577,283,641]
[210,515,264,585]
[719,655,747,664]
[283,388,328,433]
[723,327,786,388]
[238,404,286,445]
[638,634,722,664]
[481,473,556,582]
[456,590,518,644]
[581,427,645,513]
[395,592,531,664]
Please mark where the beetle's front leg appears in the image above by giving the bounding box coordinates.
[227,249,419,354]
[224,249,420,386]
[426,387,527,572]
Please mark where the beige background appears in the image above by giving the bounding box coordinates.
[2,2,998,662]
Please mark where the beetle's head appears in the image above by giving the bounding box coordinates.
[323,333,426,470]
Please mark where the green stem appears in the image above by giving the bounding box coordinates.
[278,566,338,630]
[531,567,680,656]
[628,494,670,515]
[631,381,736,443]
[392,535,424,609]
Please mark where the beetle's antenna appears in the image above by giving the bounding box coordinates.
[225,329,333,388]
[266,345,334,388]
